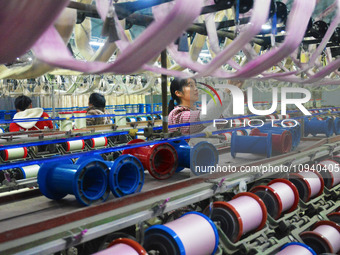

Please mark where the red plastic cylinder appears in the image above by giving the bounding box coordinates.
[250,128,292,153]
[122,139,178,180]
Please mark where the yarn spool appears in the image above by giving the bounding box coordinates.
[328,208,340,224]
[38,157,110,206]
[62,139,85,152]
[168,140,218,175]
[144,212,219,255]
[133,104,139,113]
[122,139,178,180]
[126,117,138,123]
[276,242,316,255]
[58,112,73,131]
[106,154,144,197]
[18,164,41,179]
[0,147,27,161]
[138,104,145,114]
[125,104,133,114]
[137,116,148,122]
[94,238,147,255]
[251,179,299,219]
[304,117,334,137]
[300,221,340,254]
[317,159,340,189]
[205,192,267,242]
[266,114,278,120]
[231,131,272,158]
[87,137,108,148]
[222,130,245,142]
[73,111,87,129]
[115,109,127,126]
[0,127,4,133]
[289,171,324,202]
[250,128,292,154]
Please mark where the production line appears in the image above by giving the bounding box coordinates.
[2,0,340,254]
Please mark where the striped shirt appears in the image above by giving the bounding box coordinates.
[168,105,206,135]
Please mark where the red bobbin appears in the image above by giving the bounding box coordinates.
[250,128,292,154]
[289,170,324,202]
[317,159,340,189]
[300,221,340,254]
[251,178,299,219]
[122,139,178,180]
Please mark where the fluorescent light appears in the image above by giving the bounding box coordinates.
[90,41,104,46]
[28,57,32,61]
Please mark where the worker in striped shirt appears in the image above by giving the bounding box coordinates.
[168,78,239,137]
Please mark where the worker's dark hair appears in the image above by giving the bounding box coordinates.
[168,78,195,114]
[89,93,106,108]
[15,95,32,111]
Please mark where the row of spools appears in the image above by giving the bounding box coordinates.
[93,155,340,254]
[223,118,301,158]
[1,139,219,205]
[223,114,340,158]
[92,174,340,255]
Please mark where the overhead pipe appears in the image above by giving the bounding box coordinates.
[250,128,292,154]
[251,179,299,219]
[94,238,147,255]
[300,221,340,254]
[231,131,272,158]
[122,139,178,180]
[144,212,219,255]
[168,140,218,175]
[317,159,340,189]
[204,192,267,243]
[38,157,110,206]
[289,171,324,202]
[106,154,144,197]
[276,242,316,255]
[304,117,334,137]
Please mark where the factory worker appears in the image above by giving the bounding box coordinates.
[168,78,243,139]
[86,93,111,126]
[9,95,53,132]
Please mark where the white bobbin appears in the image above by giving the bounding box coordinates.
[64,140,85,152]
[301,221,340,254]
[251,179,299,219]
[1,147,28,161]
[289,171,324,202]
[318,159,340,189]
[89,137,108,148]
[94,238,146,255]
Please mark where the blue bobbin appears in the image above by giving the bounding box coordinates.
[106,154,144,197]
[231,131,272,158]
[169,140,219,175]
[304,117,334,137]
[38,157,110,206]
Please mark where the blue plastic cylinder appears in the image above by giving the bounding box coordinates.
[169,140,219,175]
[38,157,110,206]
[231,131,272,158]
[304,117,334,137]
[145,104,151,113]
[258,126,300,150]
[277,242,316,255]
[144,211,219,255]
[138,104,145,113]
[334,117,340,135]
[106,154,144,197]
